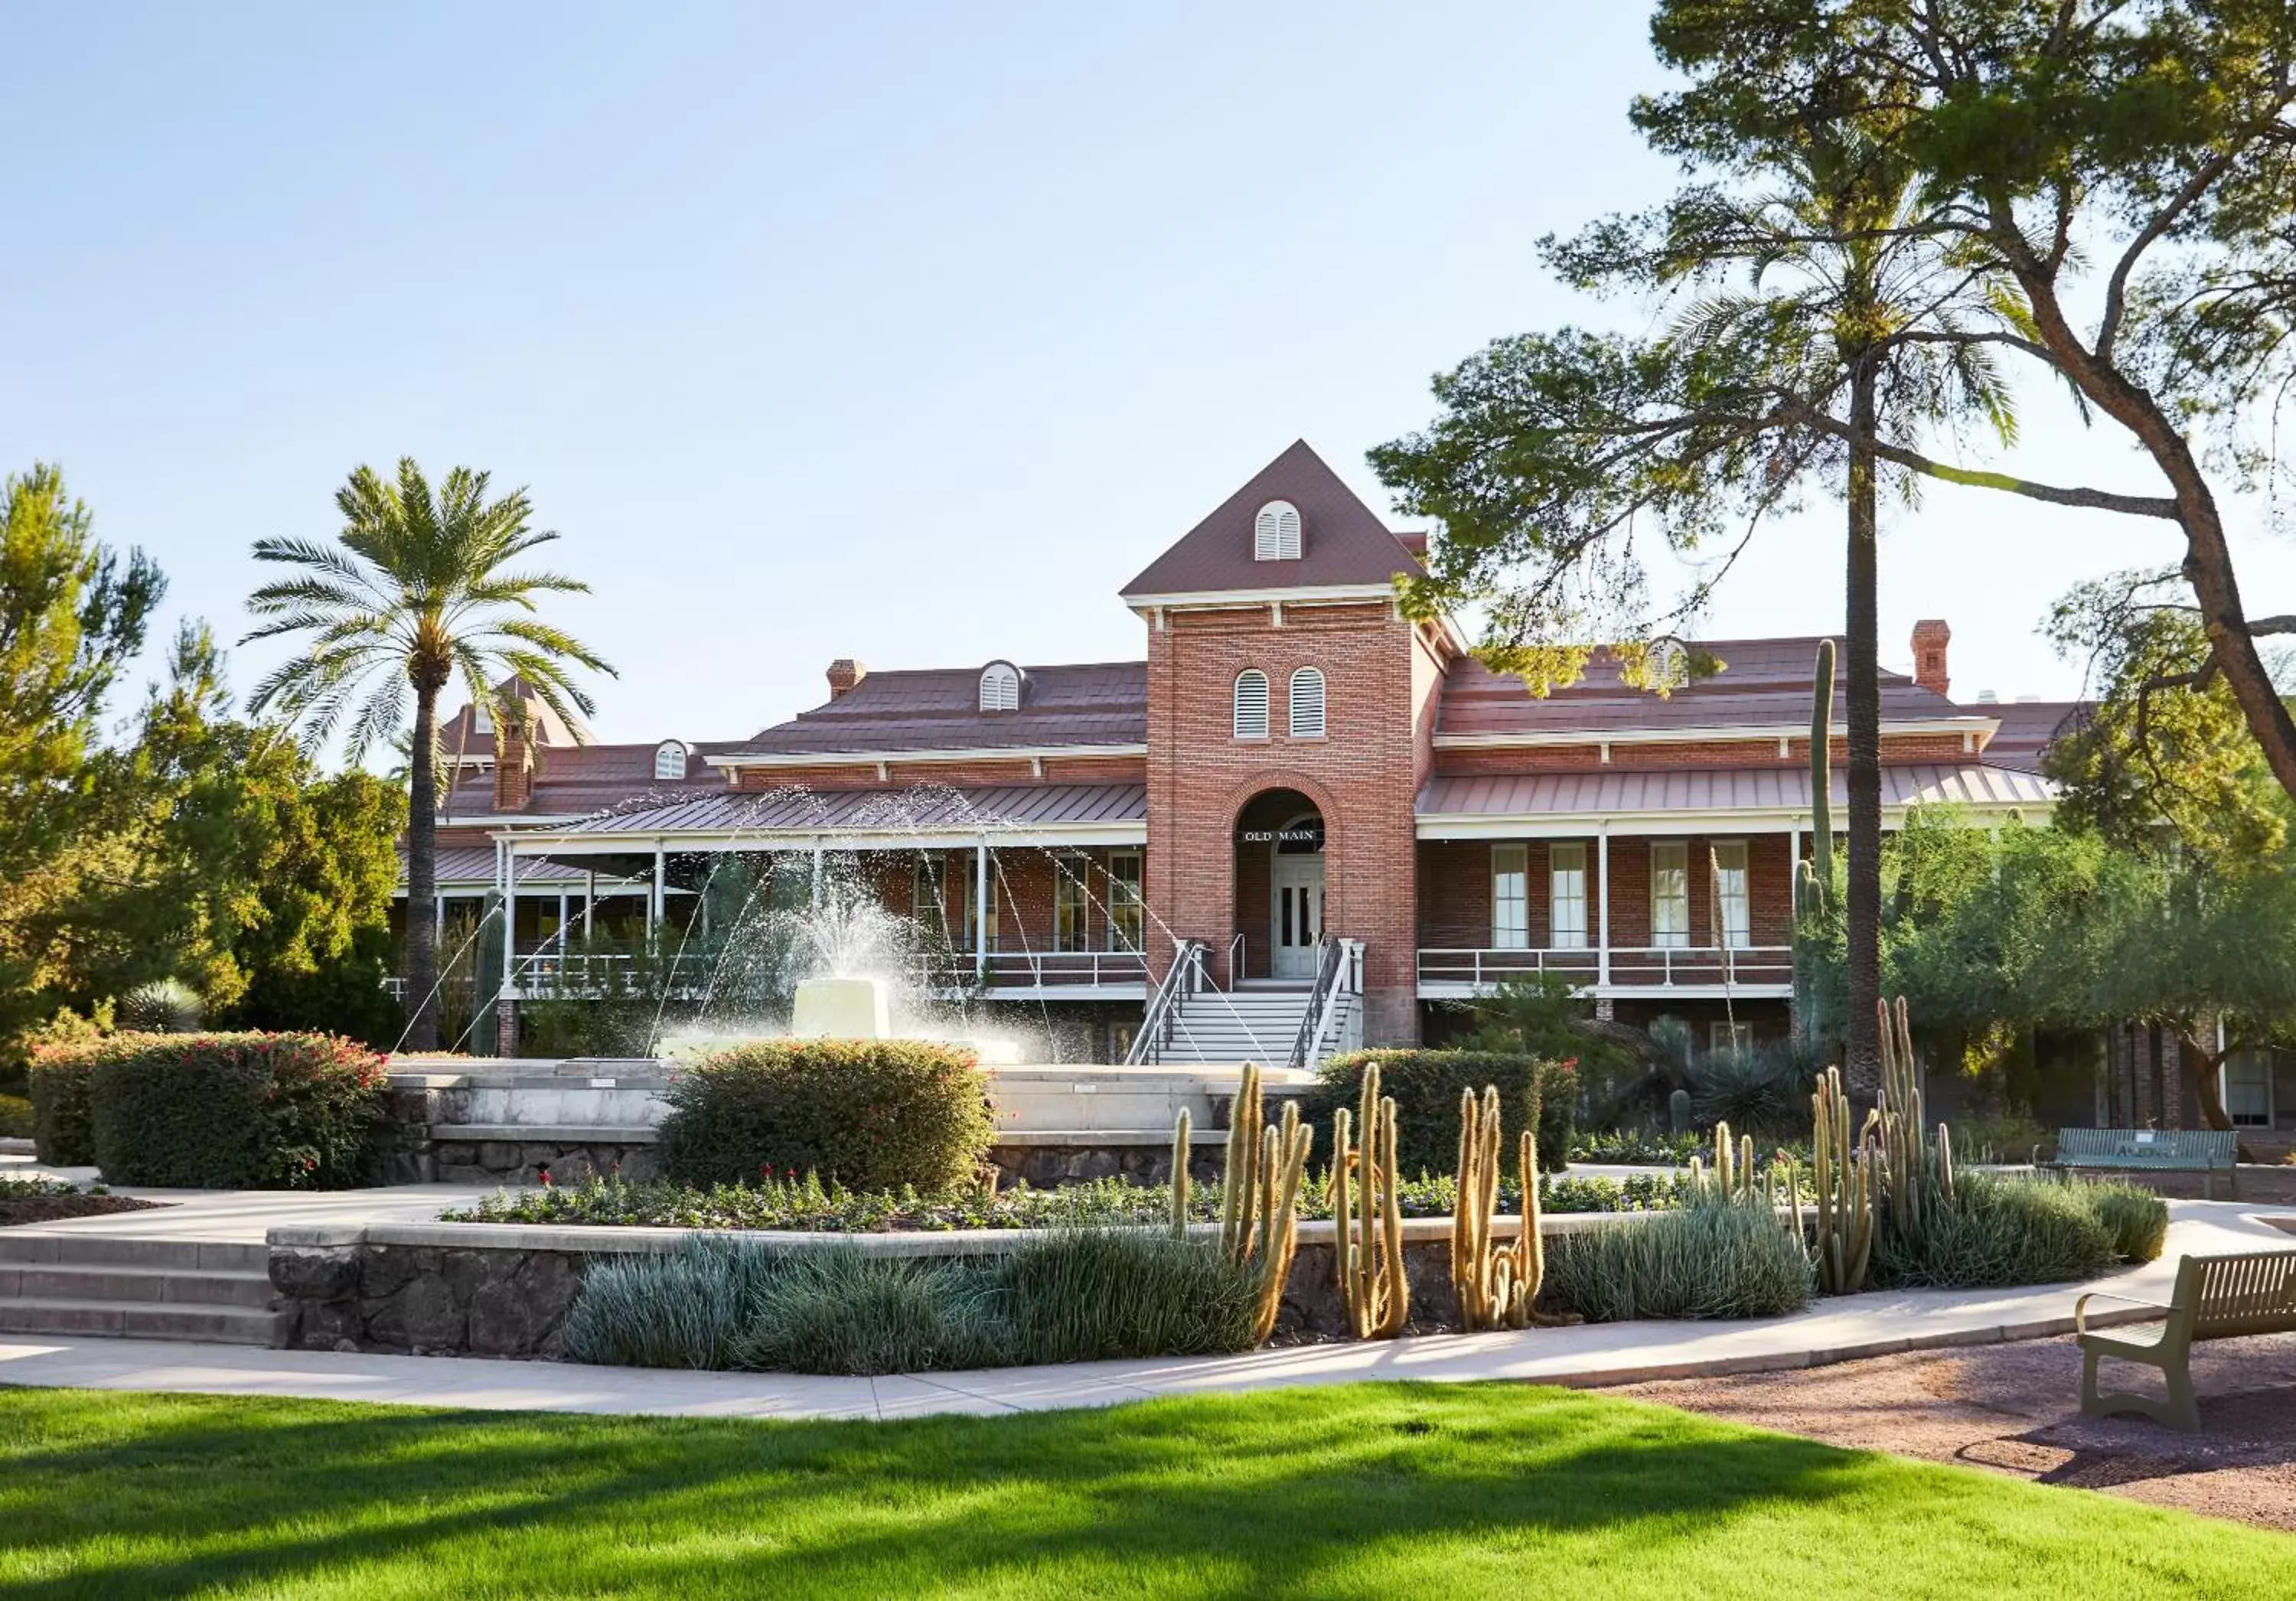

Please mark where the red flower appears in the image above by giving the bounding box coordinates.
[538,1169,553,1186]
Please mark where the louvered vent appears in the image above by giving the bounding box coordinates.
[979,662,1021,712]
[1233,669,1270,739]
[654,742,687,780]
[1288,667,1326,738]
[1253,500,1302,561]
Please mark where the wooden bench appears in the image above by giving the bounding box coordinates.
[2076,1250,2296,1431]
[2048,1128,2239,1199]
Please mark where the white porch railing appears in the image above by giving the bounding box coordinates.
[1417,944,1792,989]
[908,949,1150,990]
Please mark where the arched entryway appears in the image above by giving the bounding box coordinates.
[1233,787,1326,982]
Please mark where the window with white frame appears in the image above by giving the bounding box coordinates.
[654,741,687,781]
[1054,855,1091,953]
[1288,667,1326,738]
[978,661,1021,712]
[912,854,952,946]
[1650,841,1690,948]
[1253,500,1302,561]
[1107,851,1144,952]
[1550,842,1588,949]
[1491,843,1529,949]
[1711,840,1751,949]
[1233,670,1270,739]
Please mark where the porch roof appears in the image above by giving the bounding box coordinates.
[1415,761,2054,831]
[501,781,1150,847]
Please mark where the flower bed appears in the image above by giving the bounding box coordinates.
[0,1176,166,1228]
[440,1169,1692,1233]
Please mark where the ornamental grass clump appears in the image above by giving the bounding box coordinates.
[1541,1197,1815,1323]
[1871,1172,2146,1290]
[732,1247,1006,1376]
[2086,1181,2170,1264]
[563,1237,784,1370]
[657,1039,994,1193]
[990,1228,1261,1365]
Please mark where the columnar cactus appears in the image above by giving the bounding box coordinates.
[1811,1065,1876,1293]
[1874,995,1955,1240]
[1450,1085,1544,1332]
[1218,1062,1313,1343]
[1332,1061,1410,1340]
[1668,1087,1693,1134]
[1169,1107,1192,1240]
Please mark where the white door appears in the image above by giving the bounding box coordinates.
[1271,855,1325,979]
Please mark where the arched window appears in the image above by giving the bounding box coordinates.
[1253,500,1302,561]
[979,661,1021,712]
[1233,669,1270,739]
[654,741,687,781]
[1287,667,1326,738]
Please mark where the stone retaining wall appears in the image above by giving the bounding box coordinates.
[269,1214,1635,1358]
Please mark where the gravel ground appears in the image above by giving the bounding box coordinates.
[1600,1327,2296,1531]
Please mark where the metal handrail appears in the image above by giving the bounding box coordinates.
[1226,932,1246,986]
[1127,937,1206,1065]
[1285,935,1347,1071]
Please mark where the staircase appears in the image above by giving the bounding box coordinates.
[1154,987,1359,1068]
[0,1234,285,1345]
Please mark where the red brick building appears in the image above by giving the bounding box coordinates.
[404,441,2061,1065]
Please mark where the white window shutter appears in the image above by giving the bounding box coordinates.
[1254,501,1301,561]
[1287,667,1326,737]
[980,663,1019,711]
[1234,670,1270,739]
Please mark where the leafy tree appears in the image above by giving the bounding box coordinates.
[1639,0,2296,807]
[243,459,612,1049]
[0,465,163,1039]
[1376,110,2016,1087]
[2043,566,2290,870]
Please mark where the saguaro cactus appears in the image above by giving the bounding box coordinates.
[1452,1085,1544,1332]
[1332,1061,1410,1340]
[1169,1107,1192,1239]
[1811,1065,1876,1293]
[1218,1063,1313,1344]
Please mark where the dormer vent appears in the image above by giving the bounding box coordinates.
[979,660,1022,712]
[654,741,688,781]
[1253,500,1302,561]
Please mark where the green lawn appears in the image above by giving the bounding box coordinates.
[2,1381,2289,1598]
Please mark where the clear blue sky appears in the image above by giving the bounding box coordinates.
[8,2,2286,748]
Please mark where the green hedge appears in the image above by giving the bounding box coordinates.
[657,1039,995,1193]
[37,1032,386,1188]
[1302,1049,1576,1179]
[0,1093,32,1140]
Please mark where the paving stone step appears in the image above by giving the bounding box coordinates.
[0,1263,274,1308]
[0,1296,286,1345]
[0,1234,266,1273]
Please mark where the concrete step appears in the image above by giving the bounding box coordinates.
[0,1296,286,1345]
[0,1234,266,1273]
[0,1263,274,1308]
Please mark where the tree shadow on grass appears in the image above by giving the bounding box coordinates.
[1,1382,2288,1599]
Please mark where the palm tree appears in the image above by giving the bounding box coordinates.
[243,458,613,1051]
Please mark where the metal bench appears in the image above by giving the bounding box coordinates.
[2048,1127,2239,1199]
[2076,1250,2296,1431]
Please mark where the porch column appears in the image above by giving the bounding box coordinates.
[499,840,517,996]
[810,840,823,909]
[1789,825,1802,930]
[584,870,595,939]
[650,845,665,931]
[1596,825,1612,989]
[557,892,569,945]
[974,841,990,980]
[434,894,445,950]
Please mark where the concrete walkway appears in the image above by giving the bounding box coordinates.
[2,1199,2289,1423]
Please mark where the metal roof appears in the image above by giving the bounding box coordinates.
[547,782,1149,839]
[1120,440,1425,598]
[728,661,1147,759]
[1416,763,2056,819]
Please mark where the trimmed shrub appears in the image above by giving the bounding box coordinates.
[990,1228,1261,1364]
[657,1039,994,1192]
[1872,1172,2117,1290]
[0,1094,32,1140]
[1541,1198,1815,1322]
[60,1032,386,1189]
[2086,1182,2170,1264]
[1306,1050,1574,1179]
[28,1039,129,1165]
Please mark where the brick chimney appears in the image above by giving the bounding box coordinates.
[826,658,867,699]
[492,702,534,812]
[1911,619,1951,697]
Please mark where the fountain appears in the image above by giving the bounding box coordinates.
[790,975,892,1040]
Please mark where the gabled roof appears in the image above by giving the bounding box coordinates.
[1120,440,1424,598]
[730,661,1148,760]
[436,673,593,755]
[1979,699,2082,774]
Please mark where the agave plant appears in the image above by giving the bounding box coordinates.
[116,978,204,1035]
